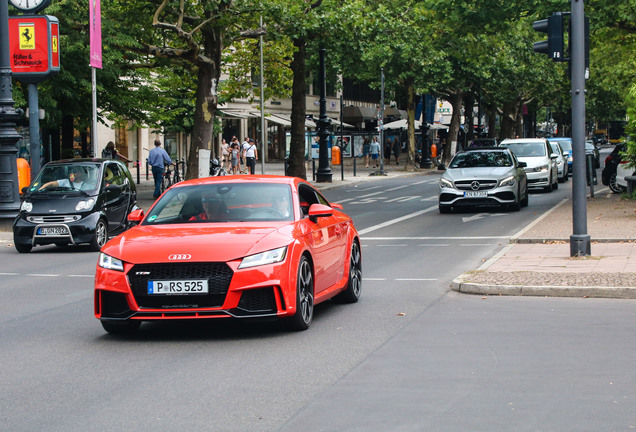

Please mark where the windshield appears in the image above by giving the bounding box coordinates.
[500,142,546,157]
[144,183,294,225]
[450,151,513,168]
[551,139,572,151]
[30,163,101,194]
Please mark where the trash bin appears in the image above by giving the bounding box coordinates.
[16,158,31,195]
[331,145,341,165]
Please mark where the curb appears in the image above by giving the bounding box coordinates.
[451,274,636,299]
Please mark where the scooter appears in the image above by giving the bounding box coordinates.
[209,158,227,176]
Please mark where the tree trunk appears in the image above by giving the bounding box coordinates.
[404,79,416,171]
[441,92,463,166]
[186,28,222,180]
[288,39,307,179]
[464,93,475,142]
[501,101,518,139]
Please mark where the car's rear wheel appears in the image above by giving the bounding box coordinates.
[90,218,108,251]
[287,256,314,331]
[15,242,32,253]
[334,241,362,304]
[609,173,625,194]
[101,320,141,335]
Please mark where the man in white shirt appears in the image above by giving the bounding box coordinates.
[243,139,258,174]
[39,167,95,191]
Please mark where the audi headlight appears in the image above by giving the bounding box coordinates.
[98,253,124,272]
[239,246,287,269]
[533,164,549,172]
[439,178,453,189]
[498,175,516,187]
[20,201,33,212]
[76,199,96,211]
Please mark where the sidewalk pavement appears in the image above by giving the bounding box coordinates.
[452,188,636,298]
[2,159,635,298]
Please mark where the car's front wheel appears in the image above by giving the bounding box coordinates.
[334,241,362,303]
[439,204,452,214]
[15,242,32,253]
[90,218,108,251]
[287,256,314,331]
[101,320,141,335]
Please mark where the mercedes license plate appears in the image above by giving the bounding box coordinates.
[464,191,488,198]
[148,280,209,295]
[37,226,69,236]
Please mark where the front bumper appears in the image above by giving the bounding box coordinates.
[524,170,551,187]
[13,212,101,248]
[439,184,518,208]
[95,258,295,322]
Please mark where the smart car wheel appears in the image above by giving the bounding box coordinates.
[90,218,108,251]
[334,240,362,304]
[15,242,32,253]
[287,256,314,331]
[101,320,141,335]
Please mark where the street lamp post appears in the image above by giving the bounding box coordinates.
[315,48,332,183]
[420,95,432,168]
[0,0,23,219]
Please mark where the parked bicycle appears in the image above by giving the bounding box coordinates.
[160,159,185,193]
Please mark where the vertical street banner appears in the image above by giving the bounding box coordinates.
[89,0,102,68]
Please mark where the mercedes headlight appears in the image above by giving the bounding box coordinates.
[98,253,124,272]
[498,176,516,187]
[76,199,96,211]
[439,178,453,189]
[239,246,287,269]
[20,201,33,212]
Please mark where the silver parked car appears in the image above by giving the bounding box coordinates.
[438,148,528,213]
[499,138,559,192]
[548,140,569,183]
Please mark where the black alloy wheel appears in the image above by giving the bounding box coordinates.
[287,256,314,331]
[609,173,625,194]
[334,241,362,303]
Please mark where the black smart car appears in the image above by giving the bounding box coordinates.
[13,159,137,253]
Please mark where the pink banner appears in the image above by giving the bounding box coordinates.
[89,0,102,68]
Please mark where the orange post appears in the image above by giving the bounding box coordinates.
[430,143,437,158]
[16,158,31,195]
[332,145,341,165]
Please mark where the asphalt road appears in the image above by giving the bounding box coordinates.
[2,156,635,431]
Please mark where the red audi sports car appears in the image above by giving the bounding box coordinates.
[94,175,362,334]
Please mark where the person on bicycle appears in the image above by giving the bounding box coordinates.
[148,139,173,198]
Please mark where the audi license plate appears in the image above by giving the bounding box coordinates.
[464,191,488,198]
[37,226,69,236]
[148,280,209,295]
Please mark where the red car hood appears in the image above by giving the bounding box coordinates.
[102,223,294,264]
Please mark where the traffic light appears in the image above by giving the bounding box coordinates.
[533,13,565,61]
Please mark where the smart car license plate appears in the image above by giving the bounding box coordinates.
[148,280,209,295]
[464,191,488,198]
[37,226,69,236]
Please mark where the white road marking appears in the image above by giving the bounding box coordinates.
[462,213,508,223]
[363,236,508,240]
[358,206,439,235]
[395,278,438,281]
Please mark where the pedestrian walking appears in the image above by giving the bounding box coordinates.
[241,136,250,174]
[230,141,240,174]
[220,138,230,171]
[392,137,401,165]
[102,141,132,163]
[148,139,173,198]
[369,137,381,168]
[363,138,370,168]
[244,139,258,174]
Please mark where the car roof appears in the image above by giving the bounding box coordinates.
[547,137,572,141]
[44,158,117,166]
[170,175,308,189]
[500,138,546,144]
[463,146,507,152]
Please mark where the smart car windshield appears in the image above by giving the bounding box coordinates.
[449,151,512,168]
[500,142,547,157]
[30,163,101,194]
[144,183,294,224]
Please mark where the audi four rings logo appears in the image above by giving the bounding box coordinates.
[470,181,481,190]
[168,254,192,260]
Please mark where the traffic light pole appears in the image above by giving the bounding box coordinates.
[569,0,591,256]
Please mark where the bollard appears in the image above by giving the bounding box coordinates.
[353,157,357,177]
[146,158,149,180]
[626,176,636,196]
[312,158,316,182]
